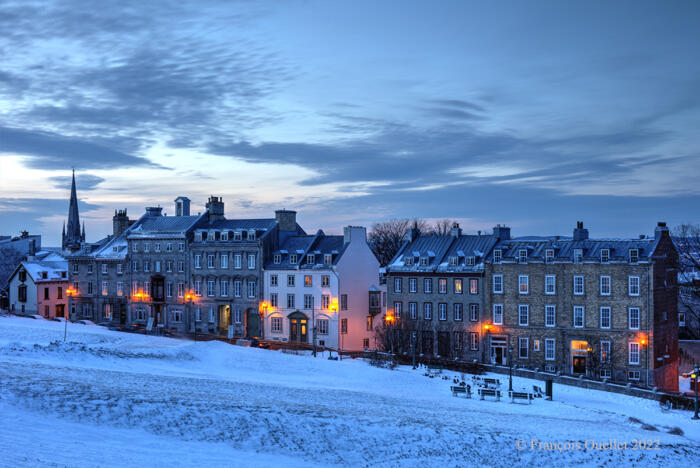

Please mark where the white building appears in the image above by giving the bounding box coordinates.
[8,251,69,318]
[262,226,381,352]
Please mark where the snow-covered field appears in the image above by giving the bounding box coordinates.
[1,315,698,467]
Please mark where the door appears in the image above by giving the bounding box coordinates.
[437,332,450,357]
[573,356,586,374]
[289,312,308,343]
[55,304,65,318]
[246,309,260,338]
[219,305,230,334]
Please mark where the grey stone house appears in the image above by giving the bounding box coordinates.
[385,224,498,359]
[483,222,678,391]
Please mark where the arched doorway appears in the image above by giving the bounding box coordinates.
[246,308,260,338]
[288,311,308,343]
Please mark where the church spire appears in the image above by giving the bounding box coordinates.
[63,169,83,251]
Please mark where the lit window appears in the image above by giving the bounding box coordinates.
[518,275,528,294]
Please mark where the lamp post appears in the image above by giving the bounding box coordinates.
[185,292,195,342]
[692,362,699,420]
[412,331,417,369]
[64,288,75,341]
[508,344,514,392]
[330,301,339,360]
[311,305,317,357]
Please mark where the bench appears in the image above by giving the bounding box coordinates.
[482,378,501,389]
[451,385,472,398]
[478,388,501,401]
[509,391,533,404]
[532,385,544,398]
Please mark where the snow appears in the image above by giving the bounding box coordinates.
[1,315,699,467]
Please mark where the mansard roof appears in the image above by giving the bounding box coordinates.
[387,233,497,274]
[266,230,347,270]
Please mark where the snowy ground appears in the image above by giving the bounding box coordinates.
[1,315,699,467]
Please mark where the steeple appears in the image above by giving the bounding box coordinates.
[63,169,83,251]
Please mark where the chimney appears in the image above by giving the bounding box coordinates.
[405,226,420,243]
[573,221,589,241]
[205,196,225,222]
[493,224,511,241]
[275,209,297,232]
[113,209,130,237]
[344,226,367,246]
[145,207,163,217]
[21,230,29,238]
[174,196,191,216]
[450,222,462,238]
[28,239,36,256]
[655,221,669,240]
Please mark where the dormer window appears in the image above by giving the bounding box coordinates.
[404,256,413,266]
[466,256,475,266]
[41,271,47,279]
[144,243,150,252]
[574,249,583,264]
[155,243,161,252]
[195,232,203,242]
[448,256,458,266]
[629,249,639,264]
[248,229,256,241]
[221,231,229,241]
[600,249,610,263]
[307,254,315,265]
[420,257,429,266]
[273,254,281,264]
[545,249,554,263]
[290,254,298,264]
[233,231,242,241]
[518,249,527,264]
[324,254,332,265]
[493,249,502,264]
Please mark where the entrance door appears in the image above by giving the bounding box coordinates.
[570,340,589,375]
[288,312,308,343]
[490,336,507,365]
[437,331,450,357]
[572,356,586,374]
[246,309,260,338]
[219,305,230,334]
[55,304,65,318]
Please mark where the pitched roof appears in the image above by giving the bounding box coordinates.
[387,233,496,273]
[489,236,659,262]
[265,231,347,269]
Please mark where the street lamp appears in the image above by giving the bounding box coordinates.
[330,300,339,360]
[692,362,699,420]
[185,292,196,342]
[412,331,417,369]
[64,288,76,341]
[508,344,514,392]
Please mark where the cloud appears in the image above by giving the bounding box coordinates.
[48,174,106,191]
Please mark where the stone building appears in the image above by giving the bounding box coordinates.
[483,221,678,391]
[384,224,498,360]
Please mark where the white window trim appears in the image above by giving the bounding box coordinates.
[518,304,529,326]
[545,304,556,327]
[628,307,640,330]
[544,338,555,361]
[600,306,611,329]
[493,304,503,325]
[573,275,584,295]
[492,274,503,294]
[628,276,640,296]
[544,275,556,295]
[573,306,584,328]
[628,342,640,365]
[518,275,529,294]
[600,275,611,296]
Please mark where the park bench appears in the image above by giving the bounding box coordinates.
[451,385,472,398]
[482,378,501,389]
[478,388,501,401]
[509,391,533,404]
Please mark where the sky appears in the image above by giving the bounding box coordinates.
[1,0,699,246]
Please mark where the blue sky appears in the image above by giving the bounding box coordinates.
[1,0,699,246]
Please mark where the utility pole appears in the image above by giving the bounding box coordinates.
[508,344,514,392]
[412,331,416,369]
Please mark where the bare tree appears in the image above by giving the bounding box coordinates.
[673,224,700,339]
[429,219,458,236]
[369,218,462,266]
[0,247,23,290]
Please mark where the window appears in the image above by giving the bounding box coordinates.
[409,302,417,319]
[518,304,529,326]
[88,281,94,295]
[423,278,432,294]
[102,281,108,296]
[545,275,556,295]
[324,254,332,265]
[166,243,173,252]
[493,249,502,263]
[101,264,107,274]
[178,243,184,252]
[518,249,527,263]
[207,280,215,296]
[679,312,686,327]
[627,370,640,381]
[44,287,49,300]
[438,278,447,294]
[317,318,329,335]
[135,307,145,321]
[404,256,413,266]
[289,254,298,264]
[341,318,348,334]
[221,255,228,269]
[600,306,611,329]
[221,280,228,297]
[574,249,583,263]
[306,254,315,265]
[453,303,463,321]
[194,254,201,269]
[341,294,348,310]
[132,243,139,253]
[271,317,283,333]
[207,255,215,268]
[221,232,229,241]
[533,340,540,351]
[270,293,278,307]
[273,254,281,264]
[493,304,503,325]
[287,294,295,309]
[72,263,79,274]
[423,302,432,320]
[132,261,138,272]
[438,303,447,321]
[154,243,161,253]
[144,243,149,252]
[545,249,554,263]
[177,283,184,298]
[233,231,242,241]
[518,337,528,359]
[234,254,241,269]
[166,283,173,298]
[573,306,584,328]
[247,281,256,298]
[209,307,215,322]
[454,279,462,294]
[195,307,201,322]
[270,275,278,287]
[629,249,639,264]
[117,264,123,274]
[178,261,184,273]
[301,275,311,287]
[287,275,295,287]
[144,261,150,273]
[394,301,402,318]
[545,305,556,327]
[235,308,242,324]
[466,256,475,267]
[166,261,172,273]
[470,332,478,351]
[56,287,63,299]
[420,257,429,266]
[518,275,528,294]
[394,278,402,293]
[628,276,640,296]
[469,303,478,322]
[601,341,611,363]
[172,310,183,322]
[155,261,161,273]
[545,339,555,360]
[492,275,503,294]
[600,249,610,263]
[248,254,256,269]
[600,276,611,295]
[469,279,478,294]
[304,294,314,309]
[117,282,123,297]
[629,342,640,365]
[573,275,584,295]
[629,307,640,329]
[448,256,457,266]
[405,277,416,293]
[195,280,202,296]
[320,294,330,309]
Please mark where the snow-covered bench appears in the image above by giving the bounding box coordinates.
[509,391,533,404]
[478,388,501,401]
[481,378,501,389]
[451,385,471,398]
